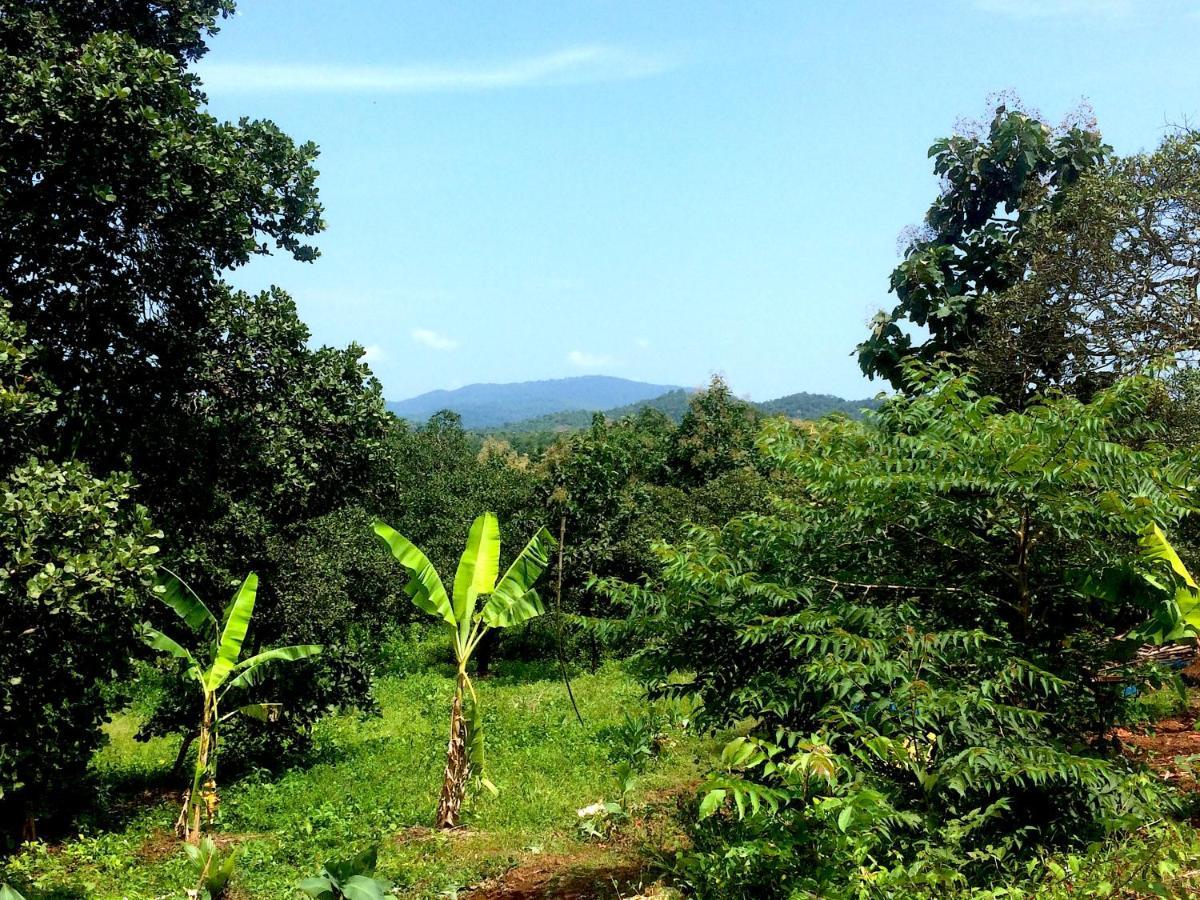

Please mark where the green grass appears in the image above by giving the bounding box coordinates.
[1,635,713,899]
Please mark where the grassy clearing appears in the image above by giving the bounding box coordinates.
[2,631,714,899]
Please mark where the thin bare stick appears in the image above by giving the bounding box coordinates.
[554,515,585,726]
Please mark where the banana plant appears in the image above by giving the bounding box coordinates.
[144,571,322,843]
[373,513,553,828]
[1136,524,1200,642]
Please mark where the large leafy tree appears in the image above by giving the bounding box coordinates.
[0,302,160,838]
[971,129,1200,404]
[1,1,398,766]
[857,105,1110,390]
[0,0,322,466]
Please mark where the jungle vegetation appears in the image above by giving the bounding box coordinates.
[3,3,1200,898]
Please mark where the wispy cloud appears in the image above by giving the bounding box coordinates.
[567,349,619,369]
[634,336,651,350]
[200,45,677,94]
[974,0,1132,18]
[361,343,387,364]
[412,328,459,351]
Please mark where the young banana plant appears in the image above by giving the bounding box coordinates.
[1137,524,1200,642]
[373,513,553,828]
[144,571,322,843]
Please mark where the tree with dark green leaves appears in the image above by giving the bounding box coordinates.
[858,104,1110,390]
[969,129,1200,405]
[668,376,762,485]
[0,302,160,839]
[1,1,398,768]
[0,1,321,468]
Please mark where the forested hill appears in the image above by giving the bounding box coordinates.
[458,386,880,454]
[485,387,880,432]
[385,375,680,428]
[388,378,881,436]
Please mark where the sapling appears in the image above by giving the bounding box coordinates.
[373,513,552,827]
[144,571,321,842]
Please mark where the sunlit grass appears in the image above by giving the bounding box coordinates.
[2,634,712,899]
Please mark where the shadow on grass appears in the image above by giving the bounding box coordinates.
[10,886,91,900]
[484,658,579,686]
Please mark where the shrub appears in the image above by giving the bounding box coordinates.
[0,461,160,838]
[609,368,1199,896]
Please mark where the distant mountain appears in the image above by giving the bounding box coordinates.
[386,375,682,430]
[478,388,882,437]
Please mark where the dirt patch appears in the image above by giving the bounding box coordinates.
[460,782,693,899]
[461,848,656,900]
[136,828,181,864]
[1115,711,1200,792]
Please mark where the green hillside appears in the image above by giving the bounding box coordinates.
[476,387,881,452]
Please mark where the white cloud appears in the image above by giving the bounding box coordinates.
[361,343,387,364]
[200,45,677,94]
[634,336,651,350]
[411,328,459,351]
[567,349,619,369]
[973,0,1132,18]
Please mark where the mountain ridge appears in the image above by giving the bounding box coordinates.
[385,375,682,429]
[387,376,881,432]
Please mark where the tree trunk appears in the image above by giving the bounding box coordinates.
[171,731,197,778]
[184,695,216,844]
[475,630,497,677]
[435,674,471,828]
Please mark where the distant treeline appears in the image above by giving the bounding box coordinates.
[461,388,882,454]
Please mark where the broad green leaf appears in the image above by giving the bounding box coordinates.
[296,877,337,900]
[1139,525,1200,638]
[1142,524,1198,590]
[482,527,553,628]
[154,569,216,634]
[207,573,257,691]
[341,875,392,900]
[373,520,454,627]
[326,847,378,882]
[143,625,198,674]
[698,789,726,820]
[232,703,280,723]
[223,645,322,692]
[453,513,500,642]
[837,805,854,832]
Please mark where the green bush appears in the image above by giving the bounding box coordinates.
[610,368,1199,896]
[0,461,160,835]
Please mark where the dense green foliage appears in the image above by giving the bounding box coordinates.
[4,1,1200,895]
[858,105,1110,390]
[0,303,161,834]
[0,0,393,777]
[860,103,1200,407]
[608,369,1199,896]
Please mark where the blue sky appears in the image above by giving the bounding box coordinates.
[200,0,1200,402]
